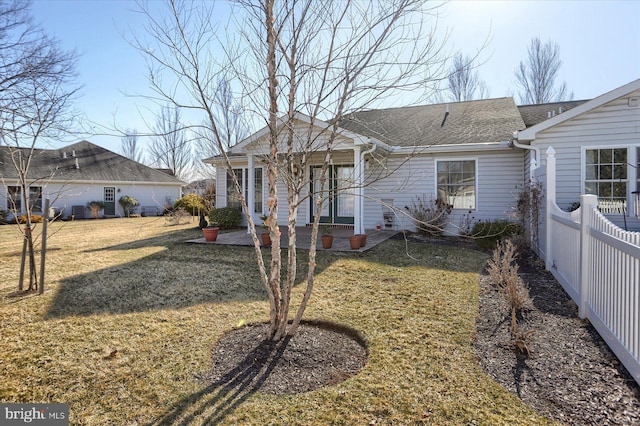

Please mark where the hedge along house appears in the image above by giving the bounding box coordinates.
[0,140,184,220]
[514,78,640,231]
[207,97,541,235]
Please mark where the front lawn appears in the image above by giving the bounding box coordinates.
[0,218,554,425]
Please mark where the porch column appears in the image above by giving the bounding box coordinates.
[353,145,362,235]
[247,155,255,233]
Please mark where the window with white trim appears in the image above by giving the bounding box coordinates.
[7,186,21,212]
[436,160,476,209]
[226,167,263,213]
[29,187,43,213]
[5,185,42,213]
[585,148,627,214]
[226,168,244,211]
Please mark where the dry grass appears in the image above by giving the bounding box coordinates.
[0,218,555,425]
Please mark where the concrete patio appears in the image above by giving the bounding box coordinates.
[188,226,398,252]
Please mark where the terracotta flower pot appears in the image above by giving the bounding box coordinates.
[261,233,272,246]
[321,235,334,249]
[349,235,362,250]
[203,226,219,242]
[356,233,367,247]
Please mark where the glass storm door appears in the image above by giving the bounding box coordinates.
[104,187,116,216]
[311,165,354,224]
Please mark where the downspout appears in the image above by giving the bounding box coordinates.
[359,142,377,234]
[509,130,540,168]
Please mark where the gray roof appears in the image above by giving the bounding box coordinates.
[0,140,184,184]
[338,97,525,147]
[517,100,588,128]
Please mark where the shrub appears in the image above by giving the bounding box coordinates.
[209,207,242,229]
[487,239,534,355]
[0,209,6,224]
[472,219,522,250]
[174,193,211,216]
[86,201,105,219]
[165,207,190,226]
[16,214,44,224]
[404,196,453,236]
[119,195,140,217]
[199,214,208,229]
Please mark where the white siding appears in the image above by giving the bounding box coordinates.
[531,90,640,210]
[8,181,181,219]
[363,149,524,233]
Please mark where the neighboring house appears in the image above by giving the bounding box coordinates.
[0,140,184,219]
[515,78,640,231]
[206,78,640,234]
[183,178,216,197]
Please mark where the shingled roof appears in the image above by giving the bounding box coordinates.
[0,140,183,184]
[338,97,525,147]
[517,100,588,127]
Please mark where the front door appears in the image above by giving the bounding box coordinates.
[104,187,116,216]
[311,165,354,224]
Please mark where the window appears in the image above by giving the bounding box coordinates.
[437,160,476,209]
[226,167,263,213]
[254,168,262,213]
[7,186,21,212]
[585,148,627,214]
[29,187,43,213]
[226,168,243,210]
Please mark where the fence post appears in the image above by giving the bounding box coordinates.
[578,194,598,319]
[545,147,556,271]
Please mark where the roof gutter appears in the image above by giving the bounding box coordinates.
[509,130,540,168]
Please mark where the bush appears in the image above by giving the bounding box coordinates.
[472,219,522,250]
[487,239,534,355]
[119,195,140,217]
[209,207,242,229]
[86,201,105,219]
[404,196,453,236]
[165,207,190,226]
[0,209,6,224]
[174,193,211,216]
[16,214,44,224]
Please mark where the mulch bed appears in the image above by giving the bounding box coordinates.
[200,321,368,395]
[474,243,640,425]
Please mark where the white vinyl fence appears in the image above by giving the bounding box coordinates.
[542,147,640,385]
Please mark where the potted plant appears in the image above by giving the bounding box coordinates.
[202,222,219,242]
[356,233,367,247]
[320,224,333,249]
[260,214,271,246]
[349,234,363,250]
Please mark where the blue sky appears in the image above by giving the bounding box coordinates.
[30,0,640,156]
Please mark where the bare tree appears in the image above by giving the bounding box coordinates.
[135,0,447,340]
[0,0,79,292]
[515,37,573,104]
[148,104,191,180]
[447,53,489,102]
[120,129,144,162]
[193,76,249,178]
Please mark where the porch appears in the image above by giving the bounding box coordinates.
[188,227,398,252]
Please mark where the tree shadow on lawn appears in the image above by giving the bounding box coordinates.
[44,228,331,319]
[149,336,291,426]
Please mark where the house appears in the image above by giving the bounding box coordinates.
[0,140,184,220]
[207,78,640,234]
[514,78,640,231]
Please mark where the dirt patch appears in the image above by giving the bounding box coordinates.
[475,246,640,425]
[200,321,368,395]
